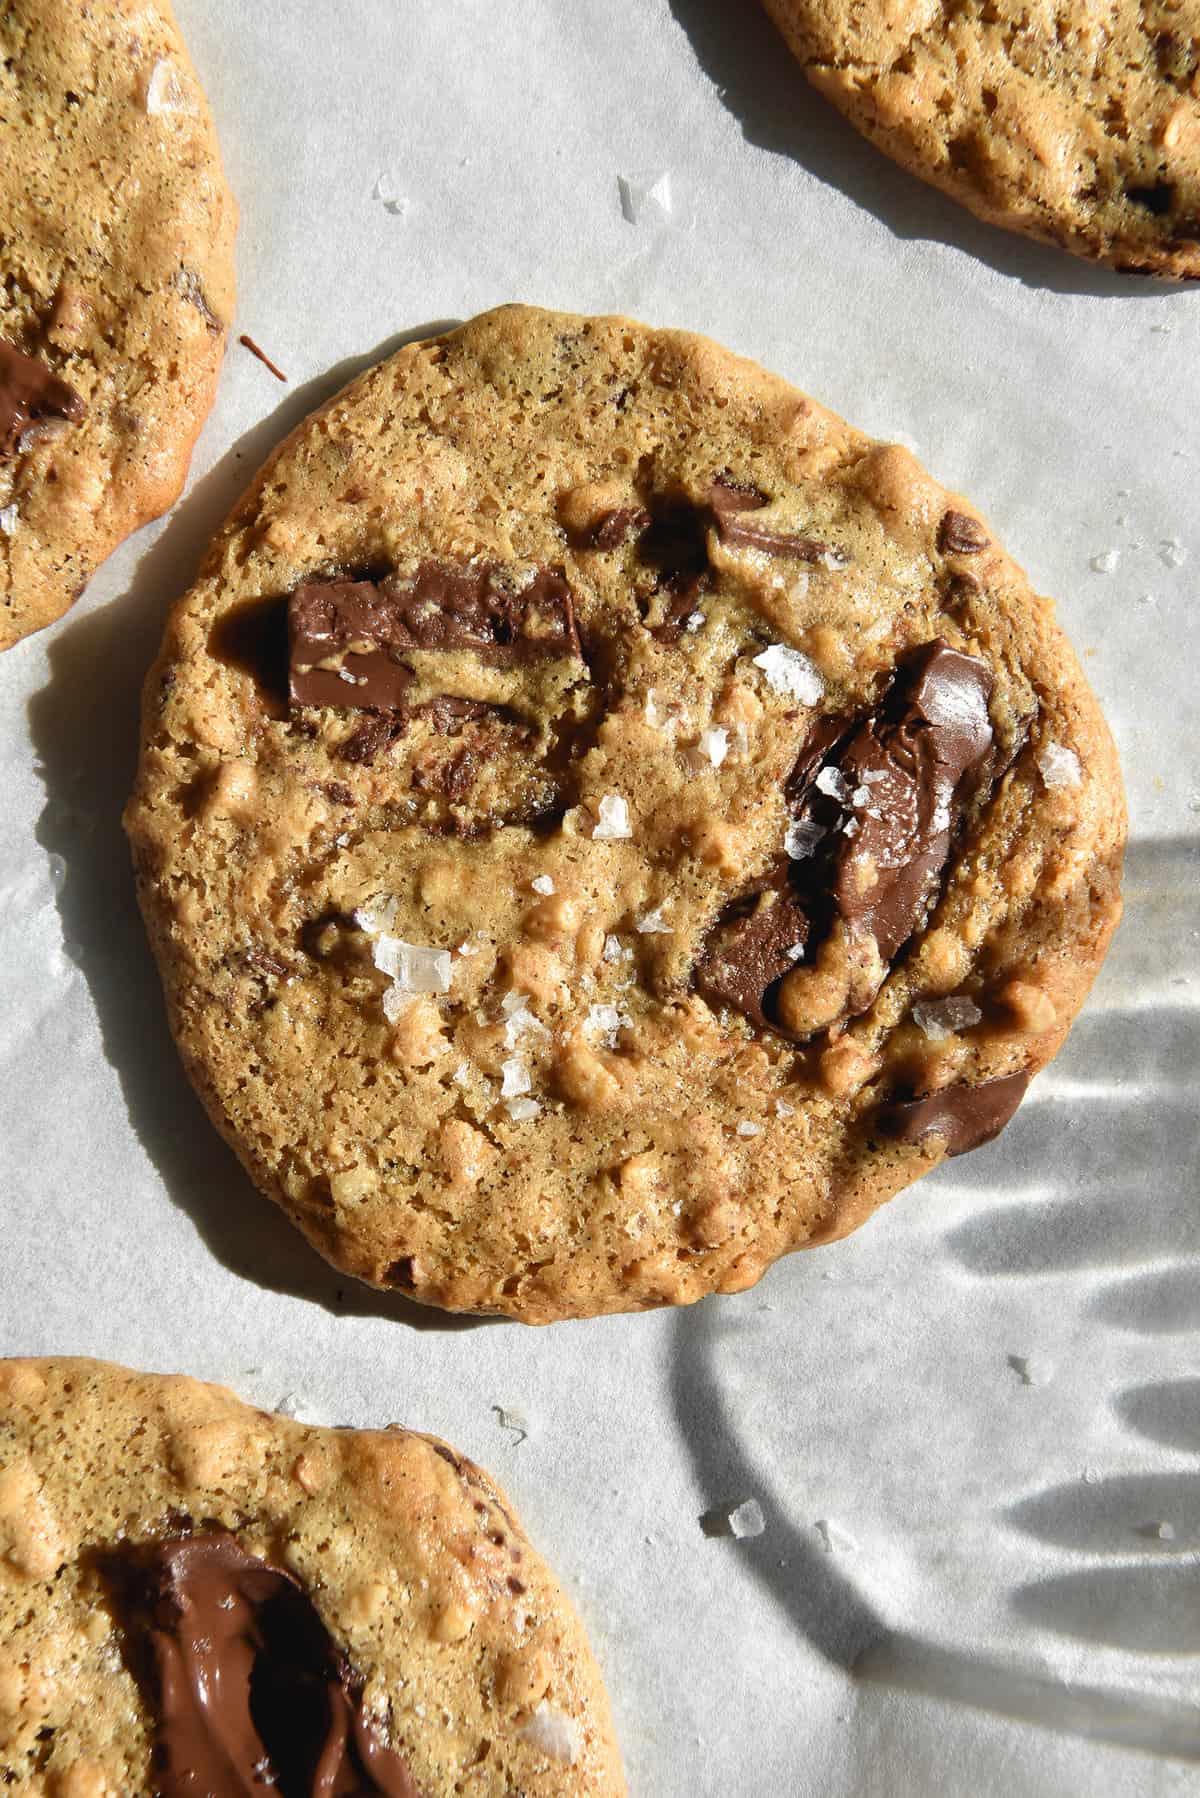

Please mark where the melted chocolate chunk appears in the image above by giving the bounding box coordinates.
[695,642,994,1040]
[708,471,832,560]
[131,1531,420,1797]
[938,510,990,555]
[826,642,994,964]
[0,340,85,458]
[708,473,769,514]
[878,1070,1030,1155]
[289,564,581,713]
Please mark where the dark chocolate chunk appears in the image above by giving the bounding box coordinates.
[708,473,769,513]
[0,340,85,459]
[585,506,651,550]
[708,472,832,561]
[694,873,808,1032]
[693,642,994,1040]
[938,510,990,555]
[289,564,582,713]
[878,1070,1030,1155]
[129,1530,420,1797]
[338,714,407,765]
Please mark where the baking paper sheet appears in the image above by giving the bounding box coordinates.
[2,3,1198,1791]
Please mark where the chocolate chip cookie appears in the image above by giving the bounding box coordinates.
[125,306,1125,1323]
[0,0,236,651]
[762,0,1200,276]
[0,1357,624,1794]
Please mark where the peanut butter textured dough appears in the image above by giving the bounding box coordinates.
[0,0,236,650]
[0,1358,624,1795]
[762,0,1200,276]
[125,307,1125,1323]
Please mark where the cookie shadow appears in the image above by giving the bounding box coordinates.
[665,0,1171,298]
[667,832,1200,1758]
[26,319,500,1332]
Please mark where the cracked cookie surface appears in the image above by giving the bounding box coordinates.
[763,0,1200,276]
[0,1357,624,1795]
[0,0,236,650]
[125,306,1125,1323]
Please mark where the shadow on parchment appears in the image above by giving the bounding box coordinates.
[26,319,503,1332]
[665,0,1172,301]
[670,835,1200,1759]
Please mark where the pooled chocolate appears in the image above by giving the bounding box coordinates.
[879,1070,1031,1154]
[0,339,85,458]
[135,1530,420,1797]
[696,641,995,1040]
[289,563,581,712]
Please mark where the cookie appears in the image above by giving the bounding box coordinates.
[0,1357,624,1795]
[125,305,1125,1324]
[762,0,1200,277]
[0,0,236,651]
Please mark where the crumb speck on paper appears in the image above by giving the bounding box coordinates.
[1008,1354,1053,1387]
[238,334,287,382]
[492,1404,529,1445]
[372,172,409,216]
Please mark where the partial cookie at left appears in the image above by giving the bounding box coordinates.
[0,1358,626,1795]
[0,0,236,650]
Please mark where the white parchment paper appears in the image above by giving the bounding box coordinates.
[2,3,1198,1792]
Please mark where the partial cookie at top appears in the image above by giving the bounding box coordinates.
[0,0,236,650]
[125,305,1125,1323]
[762,0,1200,277]
[0,1356,624,1795]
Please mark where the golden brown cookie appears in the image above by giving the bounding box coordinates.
[762,0,1200,276]
[0,0,236,651]
[125,306,1125,1323]
[0,1357,624,1795]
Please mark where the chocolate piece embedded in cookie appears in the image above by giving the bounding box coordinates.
[879,1070,1031,1155]
[0,341,85,458]
[126,306,1125,1322]
[0,1357,626,1793]
[133,1530,419,1797]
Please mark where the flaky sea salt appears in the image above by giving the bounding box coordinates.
[1090,548,1120,573]
[636,906,672,935]
[1008,1354,1053,1387]
[519,1703,581,1765]
[1160,537,1188,568]
[816,766,851,804]
[698,726,729,768]
[585,1003,622,1048]
[145,58,195,114]
[372,172,409,216]
[500,1058,531,1099]
[726,1499,766,1539]
[531,874,555,896]
[774,1098,795,1118]
[617,170,673,225]
[752,643,824,704]
[736,1120,761,1138]
[372,937,453,994]
[685,611,706,632]
[506,1096,541,1123]
[784,819,825,861]
[814,1518,856,1554]
[457,937,480,957]
[592,794,632,840]
[912,996,982,1040]
[0,504,17,536]
[1146,1520,1177,1541]
[1037,741,1083,790]
[356,895,400,937]
[784,942,804,963]
[602,933,628,963]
